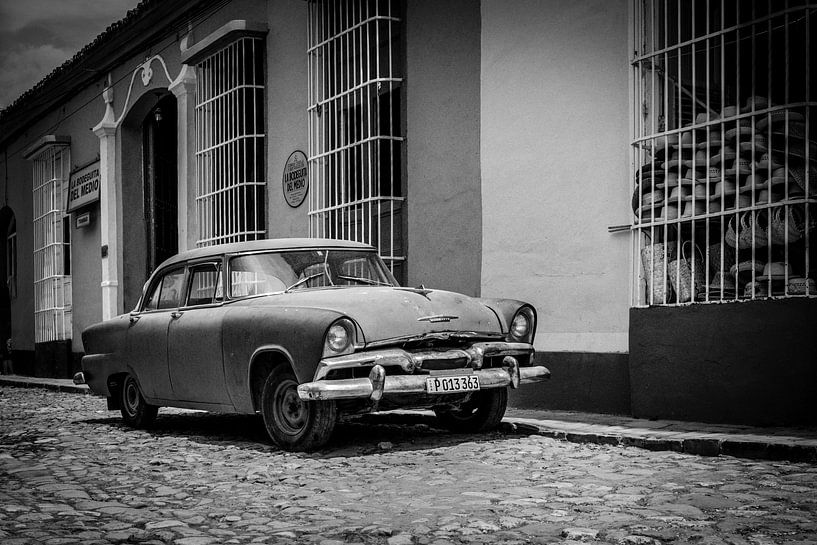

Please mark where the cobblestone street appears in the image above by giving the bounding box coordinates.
[1,386,816,545]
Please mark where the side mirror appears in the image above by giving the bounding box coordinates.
[129,310,140,324]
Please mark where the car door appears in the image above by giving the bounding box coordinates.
[167,260,230,405]
[125,266,185,401]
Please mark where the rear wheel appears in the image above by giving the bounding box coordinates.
[434,387,508,433]
[261,366,336,451]
[120,374,158,428]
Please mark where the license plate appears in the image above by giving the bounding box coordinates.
[426,375,480,394]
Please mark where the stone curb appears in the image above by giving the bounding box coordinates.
[378,412,817,464]
[507,422,817,464]
[0,376,91,395]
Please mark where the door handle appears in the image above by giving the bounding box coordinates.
[171,311,183,319]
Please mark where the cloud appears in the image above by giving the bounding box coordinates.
[0,0,139,109]
[0,0,138,34]
[0,44,72,109]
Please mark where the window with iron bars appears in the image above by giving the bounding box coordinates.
[307,0,406,283]
[632,0,817,306]
[195,37,266,247]
[32,147,72,342]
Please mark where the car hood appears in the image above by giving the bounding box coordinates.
[237,287,503,344]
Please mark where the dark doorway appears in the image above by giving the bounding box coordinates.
[0,207,15,372]
[142,94,178,275]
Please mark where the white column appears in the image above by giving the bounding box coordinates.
[170,31,198,251]
[93,83,121,320]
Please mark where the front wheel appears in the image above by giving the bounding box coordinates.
[433,387,508,433]
[261,366,337,452]
[120,374,158,428]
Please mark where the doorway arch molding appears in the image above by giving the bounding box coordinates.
[92,41,196,320]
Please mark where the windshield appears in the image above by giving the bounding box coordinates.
[229,249,397,298]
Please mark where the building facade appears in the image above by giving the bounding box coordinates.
[0,0,814,424]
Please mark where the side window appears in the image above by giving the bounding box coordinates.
[158,270,185,309]
[186,263,222,306]
[143,268,185,311]
[143,280,162,311]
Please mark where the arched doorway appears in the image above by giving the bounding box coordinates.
[142,94,178,274]
[120,91,178,311]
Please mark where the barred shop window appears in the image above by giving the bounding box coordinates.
[307,0,407,283]
[632,1,817,306]
[31,147,73,341]
[195,37,266,247]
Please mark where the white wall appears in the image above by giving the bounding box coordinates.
[266,0,310,239]
[480,0,631,353]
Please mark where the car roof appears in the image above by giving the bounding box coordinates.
[157,238,376,270]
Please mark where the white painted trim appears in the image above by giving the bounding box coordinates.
[181,20,268,65]
[114,55,176,127]
[22,135,71,160]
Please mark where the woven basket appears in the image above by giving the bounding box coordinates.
[737,210,769,249]
[668,241,705,303]
[708,242,736,276]
[770,206,805,245]
[790,166,817,198]
[726,215,737,248]
[641,243,677,304]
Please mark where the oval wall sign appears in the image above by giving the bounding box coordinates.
[282,150,309,208]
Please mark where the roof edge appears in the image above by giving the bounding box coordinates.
[0,0,221,149]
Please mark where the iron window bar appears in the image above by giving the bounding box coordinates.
[31,146,72,342]
[194,37,266,247]
[631,0,815,307]
[307,0,406,281]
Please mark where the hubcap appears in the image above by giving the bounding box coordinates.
[123,379,140,416]
[273,379,308,436]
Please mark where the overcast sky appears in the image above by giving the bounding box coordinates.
[0,0,141,110]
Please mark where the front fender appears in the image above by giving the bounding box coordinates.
[477,298,538,344]
[222,305,348,411]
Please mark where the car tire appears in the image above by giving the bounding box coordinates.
[261,366,337,452]
[433,387,508,433]
[120,374,158,428]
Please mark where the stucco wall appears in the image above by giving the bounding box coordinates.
[480,0,631,353]
[266,0,310,238]
[61,81,106,349]
[405,0,482,296]
[0,76,107,354]
[0,150,35,354]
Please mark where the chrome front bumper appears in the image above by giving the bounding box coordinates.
[298,345,550,401]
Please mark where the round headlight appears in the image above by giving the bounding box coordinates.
[510,312,530,339]
[326,322,351,353]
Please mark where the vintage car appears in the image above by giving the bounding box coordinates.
[76,238,550,451]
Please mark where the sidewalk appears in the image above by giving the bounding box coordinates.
[2,374,816,462]
[0,374,90,394]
